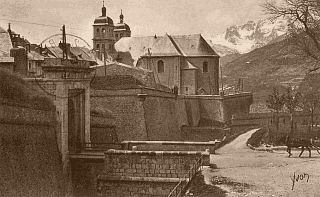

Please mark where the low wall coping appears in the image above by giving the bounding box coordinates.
[105,149,203,156]
[97,175,181,183]
[121,141,218,145]
[180,92,252,100]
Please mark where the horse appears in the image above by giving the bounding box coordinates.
[278,135,320,157]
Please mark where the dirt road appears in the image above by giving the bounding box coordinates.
[187,129,320,197]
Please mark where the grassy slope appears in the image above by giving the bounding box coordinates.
[0,68,54,110]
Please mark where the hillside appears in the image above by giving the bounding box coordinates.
[221,39,315,112]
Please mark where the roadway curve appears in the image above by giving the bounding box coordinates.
[186,129,320,197]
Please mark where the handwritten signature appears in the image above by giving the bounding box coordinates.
[291,172,310,190]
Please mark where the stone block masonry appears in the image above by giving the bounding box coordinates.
[97,149,205,197]
[121,140,218,154]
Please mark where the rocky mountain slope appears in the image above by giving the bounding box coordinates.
[220,38,316,112]
[208,18,288,56]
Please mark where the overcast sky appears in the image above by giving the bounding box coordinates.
[0,0,268,48]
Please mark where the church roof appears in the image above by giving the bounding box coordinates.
[115,36,160,65]
[170,34,219,56]
[114,23,130,31]
[94,16,114,26]
[144,34,181,57]
[115,33,219,66]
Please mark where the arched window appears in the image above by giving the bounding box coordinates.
[157,60,164,73]
[102,28,106,33]
[96,28,100,33]
[102,44,105,52]
[96,44,100,50]
[203,61,208,73]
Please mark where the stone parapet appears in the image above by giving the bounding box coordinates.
[121,140,218,154]
[98,149,205,197]
[104,149,203,178]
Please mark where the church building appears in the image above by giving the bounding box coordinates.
[115,34,220,95]
[92,2,220,96]
[93,2,131,60]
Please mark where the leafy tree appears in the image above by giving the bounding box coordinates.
[283,85,301,133]
[262,0,320,72]
[266,87,285,131]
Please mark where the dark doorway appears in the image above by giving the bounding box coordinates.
[68,89,85,153]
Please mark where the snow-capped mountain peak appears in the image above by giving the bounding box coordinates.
[207,18,288,55]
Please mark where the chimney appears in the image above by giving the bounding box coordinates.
[10,47,28,75]
[59,42,71,59]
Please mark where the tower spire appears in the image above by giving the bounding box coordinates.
[120,9,124,23]
[102,0,106,16]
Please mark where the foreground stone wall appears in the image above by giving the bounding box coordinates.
[97,149,204,197]
[104,150,201,179]
[97,177,178,197]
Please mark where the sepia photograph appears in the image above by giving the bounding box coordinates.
[1,0,320,196]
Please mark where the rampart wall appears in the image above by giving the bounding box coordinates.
[91,87,252,142]
[0,101,68,197]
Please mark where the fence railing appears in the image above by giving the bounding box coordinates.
[77,143,124,152]
[167,155,203,197]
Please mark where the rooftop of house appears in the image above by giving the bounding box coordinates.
[0,27,13,60]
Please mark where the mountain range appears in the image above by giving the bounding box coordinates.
[207,18,288,56]
[207,19,318,113]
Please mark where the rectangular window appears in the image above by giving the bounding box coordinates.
[185,87,189,94]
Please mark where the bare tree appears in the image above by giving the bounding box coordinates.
[283,85,301,133]
[262,0,320,72]
[300,92,320,130]
[266,87,285,131]
[299,74,320,130]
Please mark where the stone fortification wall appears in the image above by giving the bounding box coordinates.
[91,88,190,141]
[91,87,252,142]
[182,93,253,124]
[0,101,68,197]
[97,149,204,197]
